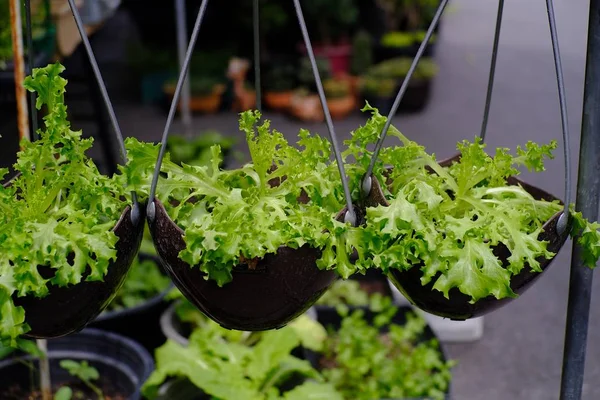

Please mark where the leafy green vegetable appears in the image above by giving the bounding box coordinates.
[166,131,237,167]
[142,310,340,400]
[0,63,130,346]
[171,293,327,352]
[59,360,103,400]
[123,110,357,285]
[320,297,454,400]
[316,279,371,307]
[104,256,170,312]
[341,104,600,303]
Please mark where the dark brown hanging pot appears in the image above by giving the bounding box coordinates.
[13,203,144,338]
[147,199,339,331]
[6,0,145,338]
[352,0,573,320]
[144,0,358,331]
[372,154,570,321]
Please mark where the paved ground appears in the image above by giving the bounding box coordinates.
[73,0,597,398]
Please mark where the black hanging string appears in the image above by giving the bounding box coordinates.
[292,0,356,225]
[479,0,504,143]
[544,0,571,231]
[65,0,139,211]
[362,0,449,196]
[149,0,211,209]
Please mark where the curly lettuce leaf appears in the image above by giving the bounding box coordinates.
[0,62,129,346]
[124,110,355,284]
[353,106,600,303]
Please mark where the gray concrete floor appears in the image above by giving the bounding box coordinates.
[92,0,596,398]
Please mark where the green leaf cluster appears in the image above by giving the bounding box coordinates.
[142,308,339,400]
[321,298,454,400]
[0,63,129,345]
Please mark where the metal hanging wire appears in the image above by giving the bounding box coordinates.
[479,0,504,143]
[361,0,449,196]
[362,0,571,236]
[65,0,140,219]
[292,0,355,225]
[148,0,357,226]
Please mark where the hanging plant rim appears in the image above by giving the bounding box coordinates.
[147,198,339,331]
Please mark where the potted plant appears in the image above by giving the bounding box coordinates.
[348,30,373,97]
[263,63,297,112]
[298,0,359,76]
[359,75,398,114]
[166,130,238,168]
[146,299,338,400]
[89,251,173,351]
[324,78,355,120]
[0,329,154,399]
[1,63,143,345]
[288,57,331,122]
[310,296,454,400]
[336,105,600,320]
[364,57,439,112]
[374,0,441,60]
[124,110,362,331]
[163,77,226,114]
[126,42,177,105]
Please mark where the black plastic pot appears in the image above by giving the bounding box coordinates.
[154,378,210,400]
[11,204,145,338]
[0,328,154,400]
[159,302,192,347]
[378,154,570,320]
[397,79,433,113]
[89,253,174,351]
[350,269,394,297]
[310,305,452,400]
[147,198,338,331]
[375,43,436,63]
[364,94,395,115]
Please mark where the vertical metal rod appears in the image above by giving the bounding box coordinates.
[253,0,261,112]
[479,0,504,143]
[175,0,193,138]
[362,0,448,192]
[292,0,355,225]
[558,0,600,398]
[24,0,38,140]
[9,0,30,143]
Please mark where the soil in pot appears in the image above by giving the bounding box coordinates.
[0,328,154,400]
[2,379,126,400]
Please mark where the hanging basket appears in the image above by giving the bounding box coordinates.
[147,199,338,331]
[10,202,145,338]
[368,154,570,320]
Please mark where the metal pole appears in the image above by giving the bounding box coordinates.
[175,0,193,138]
[8,0,30,143]
[559,0,600,398]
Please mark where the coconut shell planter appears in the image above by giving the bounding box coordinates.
[0,63,145,344]
[327,105,600,324]
[136,110,356,331]
[382,154,569,320]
